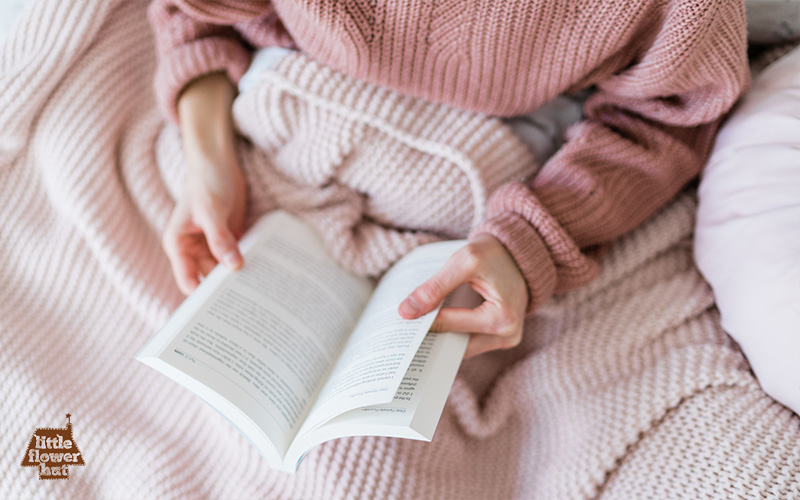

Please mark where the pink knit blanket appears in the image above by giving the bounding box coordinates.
[2,1,799,499]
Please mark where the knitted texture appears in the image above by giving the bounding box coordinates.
[2,2,799,500]
[155,51,540,275]
[149,0,751,314]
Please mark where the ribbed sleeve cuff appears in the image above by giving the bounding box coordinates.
[471,181,600,314]
[471,211,556,316]
[154,37,252,123]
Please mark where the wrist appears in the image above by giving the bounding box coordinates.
[179,73,237,155]
[471,212,555,315]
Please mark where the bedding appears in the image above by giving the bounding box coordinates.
[695,45,800,417]
[745,0,800,44]
[2,1,799,499]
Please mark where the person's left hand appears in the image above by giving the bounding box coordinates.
[398,234,529,359]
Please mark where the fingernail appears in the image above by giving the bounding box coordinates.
[400,296,420,317]
[223,250,241,269]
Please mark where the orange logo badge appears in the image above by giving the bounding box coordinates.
[20,414,85,480]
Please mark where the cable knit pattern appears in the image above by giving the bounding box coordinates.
[3,2,798,499]
[149,0,750,316]
[168,51,538,275]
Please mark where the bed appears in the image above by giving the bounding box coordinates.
[1,1,799,499]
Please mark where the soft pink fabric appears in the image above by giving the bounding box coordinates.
[2,2,800,499]
[149,0,750,314]
[163,51,541,275]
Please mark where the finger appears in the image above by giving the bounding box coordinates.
[429,305,499,334]
[194,207,243,270]
[399,248,480,319]
[167,248,201,295]
[197,253,218,278]
[463,332,522,359]
[162,211,201,295]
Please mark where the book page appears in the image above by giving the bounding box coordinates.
[287,329,468,467]
[136,211,374,457]
[351,329,467,436]
[329,285,477,433]
[286,286,478,470]
[298,239,466,433]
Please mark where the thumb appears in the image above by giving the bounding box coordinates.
[399,255,472,319]
[196,208,243,270]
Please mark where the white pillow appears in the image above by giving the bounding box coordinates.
[695,46,800,416]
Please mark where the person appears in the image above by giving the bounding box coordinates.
[148,0,749,359]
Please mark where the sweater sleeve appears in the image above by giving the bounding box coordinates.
[147,0,288,123]
[471,0,750,315]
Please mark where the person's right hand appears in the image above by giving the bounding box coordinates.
[162,72,248,295]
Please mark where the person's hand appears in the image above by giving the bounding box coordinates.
[162,72,247,295]
[163,151,247,295]
[398,234,528,359]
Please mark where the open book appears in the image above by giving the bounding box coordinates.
[136,211,471,473]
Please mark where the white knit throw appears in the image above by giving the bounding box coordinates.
[2,1,799,499]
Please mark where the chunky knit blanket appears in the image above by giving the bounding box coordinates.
[2,1,799,499]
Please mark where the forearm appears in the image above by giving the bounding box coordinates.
[531,107,721,249]
[178,72,240,175]
[473,0,749,314]
[163,73,247,294]
[473,121,716,315]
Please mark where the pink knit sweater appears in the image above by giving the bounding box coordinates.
[148,0,749,313]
